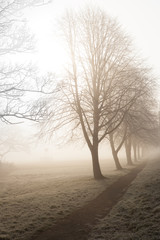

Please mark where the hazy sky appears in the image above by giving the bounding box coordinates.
[26,0,160,78]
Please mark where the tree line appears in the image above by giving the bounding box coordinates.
[0,3,159,179]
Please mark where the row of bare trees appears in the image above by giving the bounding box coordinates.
[0,4,159,179]
[37,8,159,179]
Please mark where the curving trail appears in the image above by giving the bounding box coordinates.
[32,162,146,240]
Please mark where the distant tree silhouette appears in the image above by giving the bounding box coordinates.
[0,0,51,124]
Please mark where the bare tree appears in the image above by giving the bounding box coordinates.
[107,64,156,167]
[0,0,51,55]
[127,102,159,160]
[123,73,158,164]
[0,0,54,174]
[39,8,145,179]
[0,0,52,124]
[0,124,30,161]
[108,123,127,170]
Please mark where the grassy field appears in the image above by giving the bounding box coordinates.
[1,156,158,240]
[89,156,160,240]
[0,159,127,240]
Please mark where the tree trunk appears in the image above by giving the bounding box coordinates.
[91,144,104,180]
[109,133,123,170]
[132,141,137,162]
[125,137,133,165]
[112,149,123,170]
[91,88,104,179]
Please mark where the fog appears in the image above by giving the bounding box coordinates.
[5,136,118,172]
[1,1,160,240]
[0,119,129,180]
[0,120,157,178]
[0,1,159,181]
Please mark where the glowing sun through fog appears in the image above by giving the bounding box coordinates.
[26,6,68,74]
[25,0,160,79]
[25,0,92,74]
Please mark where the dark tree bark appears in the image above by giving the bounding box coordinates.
[125,137,133,165]
[132,139,138,162]
[109,133,123,170]
[91,143,104,179]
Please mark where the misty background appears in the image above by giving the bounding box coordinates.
[1,0,160,174]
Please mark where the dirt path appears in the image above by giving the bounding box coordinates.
[32,162,146,240]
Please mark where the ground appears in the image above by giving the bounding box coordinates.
[0,159,126,240]
[0,156,160,240]
[89,156,160,240]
